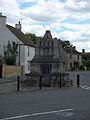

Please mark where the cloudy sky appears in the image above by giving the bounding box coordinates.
[0,0,90,52]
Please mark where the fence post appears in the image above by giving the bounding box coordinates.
[60,75,62,88]
[0,64,2,78]
[39,76,42,90]
[17,76,20,91]
[77,74,80,87]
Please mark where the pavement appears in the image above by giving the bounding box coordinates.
[0,77,39,93]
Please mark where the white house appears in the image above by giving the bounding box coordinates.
[0,13,35,74]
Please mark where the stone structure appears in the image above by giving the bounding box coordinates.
[29,30,69,87]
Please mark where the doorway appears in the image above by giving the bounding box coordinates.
[40,64,51,87]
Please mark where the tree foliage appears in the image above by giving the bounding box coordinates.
[4,42,18,65]
[25,33,38,44]
[60,40,73,48]
[85,61,90,70]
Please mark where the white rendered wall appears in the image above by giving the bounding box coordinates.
[0,26,21,56]
[24,46,35,73]
[0,25,35,74]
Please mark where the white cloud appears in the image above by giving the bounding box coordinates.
[60,31,74,41]
[22,24,45,36]
[0,0,21,23]
[82,31,90,37]
[65,0,90,20]
[62,22,90,31]
[66,0,90,12]
[29,0,69,22]
[50,22,61,31]
[17,0,37,3]
[59,30,90,42]
[0,0,90,51]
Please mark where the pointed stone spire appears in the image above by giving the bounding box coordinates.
[43,30,52,40]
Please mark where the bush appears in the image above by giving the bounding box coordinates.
[71,67,75,71]
[79,65,85,70]
[4,56,16,65]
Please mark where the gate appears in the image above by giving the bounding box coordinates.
[40,64,51,87]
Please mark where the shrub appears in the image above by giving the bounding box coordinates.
[4,56,16,65]
[79,65,85,70]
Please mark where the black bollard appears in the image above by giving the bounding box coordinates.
[17,76,20,91]
[0,64,2,78]
[39,76,42,90]
[60,75,62,88]
[77,74,80,87]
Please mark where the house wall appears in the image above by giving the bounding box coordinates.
[24,46,35,73]
[16,45,35,74]
[0,27,20,56]
[66,53,82,70]
[0,15,35,74]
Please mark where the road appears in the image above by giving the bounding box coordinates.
[69,71,90,89]
[0,71,90,120]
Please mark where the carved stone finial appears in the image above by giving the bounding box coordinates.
[43,30,52,40]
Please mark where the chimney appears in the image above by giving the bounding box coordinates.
[15,21,22,30]
[0,13,7,28]
[82,49,85,53]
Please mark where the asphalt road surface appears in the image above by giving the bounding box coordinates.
[0,71,90,120]
[69,71,90,86]
[0,87,90,120]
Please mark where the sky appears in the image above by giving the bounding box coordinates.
[0,0,90,52]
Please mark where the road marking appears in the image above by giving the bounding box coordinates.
[0,108,73,120]
[81,85,90,90]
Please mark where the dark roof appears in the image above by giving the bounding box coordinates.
[82,52,90,57]
[31,56,64,63]
[63,48,81,55]
[7,25,35,47]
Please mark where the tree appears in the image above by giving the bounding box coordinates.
[4,42,18,65]
[85,61,90,70]
[25,33,42,44]
[60,40,73,48]
[79,65,85,70]
[25,33,37,44]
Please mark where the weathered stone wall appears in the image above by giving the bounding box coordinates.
[31,63,40,73]
[29,30,69,87]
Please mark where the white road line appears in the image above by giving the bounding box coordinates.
[0,108,74,120]
[81,85,90,90]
